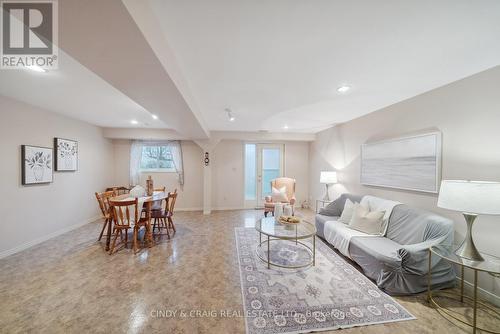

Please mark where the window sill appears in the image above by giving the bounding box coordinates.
[140,169,176,174]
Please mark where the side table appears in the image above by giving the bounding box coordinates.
[428,245,500,334]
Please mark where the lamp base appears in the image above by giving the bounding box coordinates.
[455,213,484,262]
[322,184,331,202]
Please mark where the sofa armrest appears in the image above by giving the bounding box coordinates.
[398,238,449,275]
[265,196,272,203]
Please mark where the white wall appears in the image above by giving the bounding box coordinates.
[212,140,310,209]
[284,141,309,206]
[112,140,204,210]
[0,95,114,257]
[212,140,245,210]
[309,66,500,300]
[112,139,310,211]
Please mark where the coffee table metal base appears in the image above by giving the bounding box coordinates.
[256,232,315,269]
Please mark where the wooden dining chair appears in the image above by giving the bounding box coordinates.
[166,189,178,233]
[95,190,116,242]
[151,187,166,211]
[151,189,178,236]
[105,186,129,195]
[108,198,149,254]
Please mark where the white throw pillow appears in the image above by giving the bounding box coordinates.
[338,199,358,224]
[348,203,386,235]
[271,186,289,202]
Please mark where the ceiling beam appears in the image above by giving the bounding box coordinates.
[58,0,209,139]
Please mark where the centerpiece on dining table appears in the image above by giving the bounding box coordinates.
[146,175,154,196]
[128,176,154,198]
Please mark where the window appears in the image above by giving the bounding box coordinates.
[140,146,175,172]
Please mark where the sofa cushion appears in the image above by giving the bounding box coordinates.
[271,186,289,202]
[315,214,337,239]
[349,237,402,268]
[348,204,386,235]
[338,199,357,223]
[386,204,454,245]
[360,196,401,236]
[319,193,363,216]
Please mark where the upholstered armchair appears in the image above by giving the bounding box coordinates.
[264,177,296,217]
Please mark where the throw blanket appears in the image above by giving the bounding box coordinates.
[324,196,401,259]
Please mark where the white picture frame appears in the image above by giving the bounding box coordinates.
[361,132,442,193]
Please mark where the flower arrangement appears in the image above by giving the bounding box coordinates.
[26,151,51,169]
[58,141,77,158]
[25,151,51,181]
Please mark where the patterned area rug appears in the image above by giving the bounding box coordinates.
[235,227,415,334]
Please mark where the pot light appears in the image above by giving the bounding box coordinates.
[225,108,235,122]
[151,114,158,120]
[283,124,289,130]
[26,65,46,73]
[337,85,351,93]
[130,120,139,125]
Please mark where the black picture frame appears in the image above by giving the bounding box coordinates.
[54,137,78,172]
[21,145,54,185]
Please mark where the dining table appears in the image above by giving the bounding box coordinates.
[105,191,169,251]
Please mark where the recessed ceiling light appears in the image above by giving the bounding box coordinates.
[151,114,158,120]
[337,85,351,93]
[283,124,289,129]
[130,120,139,125]
[225,108,235,122]
[26,65,46,73]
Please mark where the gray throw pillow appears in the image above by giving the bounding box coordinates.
[318,193,363,216]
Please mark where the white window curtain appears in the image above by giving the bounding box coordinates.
[129,140,184,187]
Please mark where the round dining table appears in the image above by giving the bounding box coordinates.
[105,191,169,251]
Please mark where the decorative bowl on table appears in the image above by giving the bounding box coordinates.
[278,215,301,225]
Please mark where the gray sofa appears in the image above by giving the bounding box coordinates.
[316,194,456,295]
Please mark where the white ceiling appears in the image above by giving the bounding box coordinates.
[2,0,500,137]
[135,0,500,133]
[0,48,167,129]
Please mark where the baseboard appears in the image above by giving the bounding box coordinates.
[211,207,246,211]
[456,276,500,307]
[0,215,101,260]
[175,207,251,212]
[175,207,203,212]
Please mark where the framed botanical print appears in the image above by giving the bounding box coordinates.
[22,145,53,185]
[54,137,78,171]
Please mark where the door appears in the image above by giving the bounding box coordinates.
[244,143,284,208]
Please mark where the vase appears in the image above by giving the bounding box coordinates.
[274,203,284,218]
[33,166,44,181]
[64,156,72,169]
[283,205,293,216]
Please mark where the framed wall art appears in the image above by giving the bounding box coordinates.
[54,137,78,171]
[361,132,442,193]
[22,145,53,185]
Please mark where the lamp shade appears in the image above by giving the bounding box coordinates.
[320,171,337,184]
[437,180,500,215]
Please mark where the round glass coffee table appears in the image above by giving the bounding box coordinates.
[255,216,317,269]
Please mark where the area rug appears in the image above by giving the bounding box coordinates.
[235,227,415,334]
